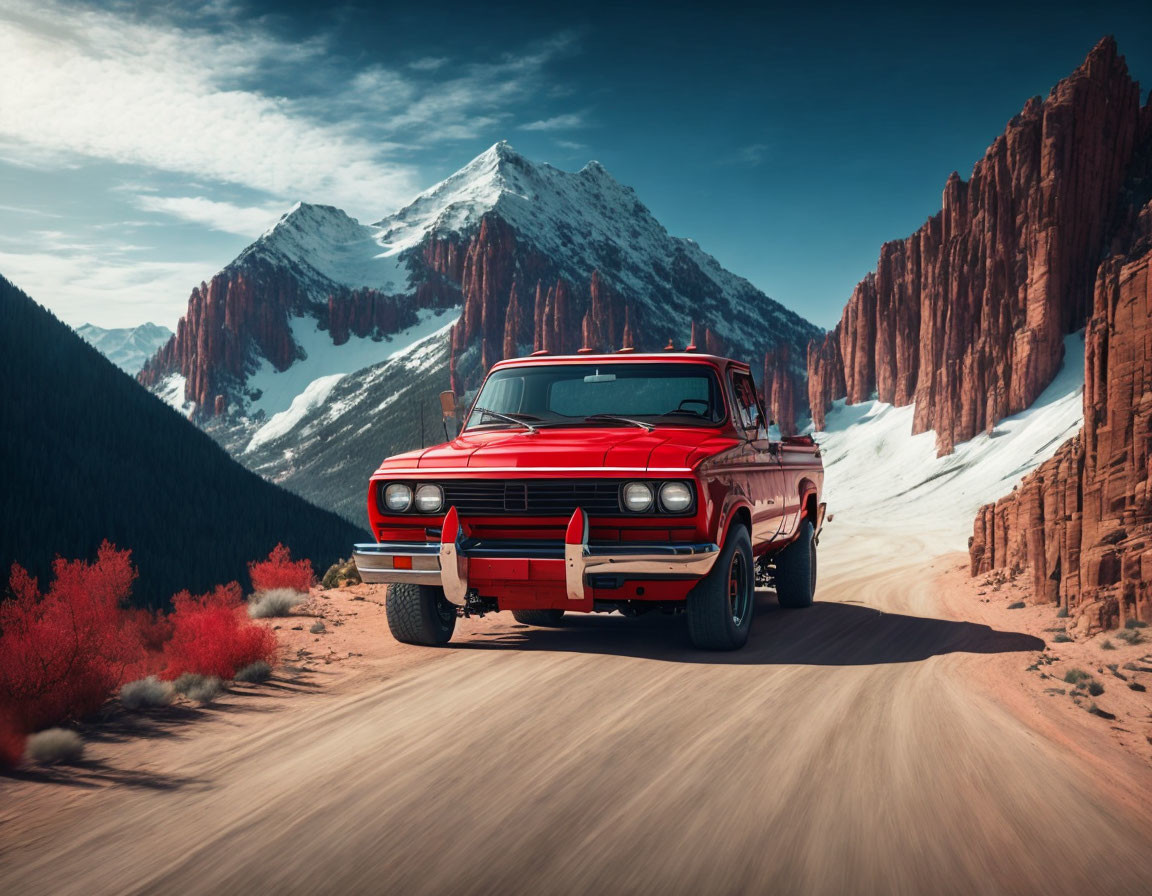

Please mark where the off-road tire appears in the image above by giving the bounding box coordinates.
[687,524,754,651]
[386,583,456,645]
[775,519,817,609]
[512,609,566,627]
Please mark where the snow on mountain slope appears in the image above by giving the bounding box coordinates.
[243,309,458,454]
[814,332,1086,556]
[77,322,172,374]
[242,327,455,523]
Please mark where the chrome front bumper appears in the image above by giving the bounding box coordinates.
[353,507,720,606]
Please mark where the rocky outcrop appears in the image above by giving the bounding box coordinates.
[807,38,1144,455]
[328,289,418,346]
[970,190,1152,630]
[140,262,451,414]
[441,213,814,406]
[139,264,303,412]
[762,345,800,436]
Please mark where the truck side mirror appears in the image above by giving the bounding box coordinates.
[439,390,457,418]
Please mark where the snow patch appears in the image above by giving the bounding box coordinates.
[247,202,410,294]
[245,373,345,454]
[243,312,458,450]
[814,332,1085,556]
[245,308,458,420]
[155,373,192,414]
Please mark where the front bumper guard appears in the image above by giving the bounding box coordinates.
[353,507,720,607]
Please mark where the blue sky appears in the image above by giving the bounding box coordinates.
[0,1,1149,329]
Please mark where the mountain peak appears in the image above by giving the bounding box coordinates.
[266,202,362,235]
[480,139,519,161]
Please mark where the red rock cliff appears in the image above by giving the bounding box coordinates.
[970,189,1152,630]
[807,38,1143,455]
[140,262,452,415]
[139,266,303,413]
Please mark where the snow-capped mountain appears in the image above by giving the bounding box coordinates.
[139,142,821,522]
[77,322,172,374]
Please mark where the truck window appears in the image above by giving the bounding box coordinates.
[730,371,766,436]
[466,363,726,428]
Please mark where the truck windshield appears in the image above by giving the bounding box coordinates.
[465,363,726,430]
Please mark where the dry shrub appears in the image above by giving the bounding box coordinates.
[163,583,277,680]
[120,676,174,710]
[249,544,313,594]
[184,677,223,704]
[25,728,84,765]
[234,661,272,683]
[248,588,303,619]
[172,672,208,695]
[321,558,361,590]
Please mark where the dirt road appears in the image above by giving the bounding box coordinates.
[3,526,1152,895]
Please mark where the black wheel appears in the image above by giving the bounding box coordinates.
[512,609,566,627]
[687,524,754,650]
[775,519,817,608]
[386,583,456,645]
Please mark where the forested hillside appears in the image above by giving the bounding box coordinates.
[0,275,365,608]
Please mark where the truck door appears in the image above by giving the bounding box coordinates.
[729,369,787,547]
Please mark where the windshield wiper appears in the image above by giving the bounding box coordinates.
[470,407,539,433]
[583,414,654,432]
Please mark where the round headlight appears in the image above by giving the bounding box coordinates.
[622,481,654,512]
[659,481,693,513]
[383,483,413,512]
[415,483,444,514]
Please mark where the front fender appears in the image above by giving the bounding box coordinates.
[712,493,754,548]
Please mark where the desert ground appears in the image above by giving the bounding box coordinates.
[3,522,1152,895]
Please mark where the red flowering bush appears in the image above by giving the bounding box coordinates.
[249,543,313,594]
[126,607,174,654]
[0,542,144,737]
[0,709,24,769]
[163,583,277,680]
[0,542,282,767]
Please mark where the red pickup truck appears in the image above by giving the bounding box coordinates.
[354,352,824,650]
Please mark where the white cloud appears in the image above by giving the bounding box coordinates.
[520,112,587,131]
[0,3,581,214]
[132,195,285,238]
[0,203,62,217]
[0,1,418,215]
[721,143,771,167]
[0,248,211,329]
[409,56,448,71]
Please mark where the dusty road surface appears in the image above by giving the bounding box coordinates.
[3,525,1152,895]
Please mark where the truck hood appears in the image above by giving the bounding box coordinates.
[377,427,740,474]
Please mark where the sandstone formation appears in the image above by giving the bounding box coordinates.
[139,265,303,412]
[970,193,1152,629]
[807,38,1144,455]
[763,345,801,436]
[440,215,809,430]
[139,262,452,413]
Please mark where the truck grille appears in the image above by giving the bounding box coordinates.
[440,479,623,517]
